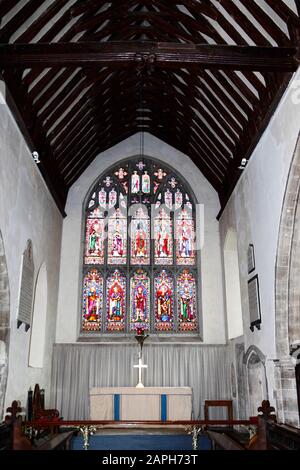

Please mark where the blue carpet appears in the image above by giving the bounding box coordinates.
[71,434,212,450]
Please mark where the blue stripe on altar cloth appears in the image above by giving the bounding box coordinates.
[114,394,120,421]
[161,394,167,422]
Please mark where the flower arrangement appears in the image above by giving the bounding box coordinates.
[135,328,149,351]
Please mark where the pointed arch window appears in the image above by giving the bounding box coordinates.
[81,158,199,336]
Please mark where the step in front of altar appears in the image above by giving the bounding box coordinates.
[71,429,212,451]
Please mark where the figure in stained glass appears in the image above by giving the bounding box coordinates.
[130,270,150,331]
[112,222,124,256]
[155,270,174,331]
[82,269,103,331]
[106,270,126,331]
[108,209,127,264]
[177,270,197,331]
[99,188,107,208]
[154,209,173,265]
[175,189,183,209]
[131,208,150,265]
[165,189,173,209]
[176,210,195,265]
[109,188,117,208]
[131,171,140,193]
[85,215,105,264]
[142,171,150,193]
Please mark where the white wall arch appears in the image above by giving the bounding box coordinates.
[28,263,48,368]
[223,229,243,340]
[275,133,300,426]
[56,133,226,344]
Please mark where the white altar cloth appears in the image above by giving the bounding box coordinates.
[90,387,192,421]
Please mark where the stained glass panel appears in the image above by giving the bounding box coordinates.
[84,209,105,264]
[106,269,126,332]
[131,171,140,193]
[154,209,173,265]
[175,209,195,265]
[130,270,150,332]
[142,171,151,193]
[82,269,103,331]
[131,207,150,265]
[108,208,127,265]
[177,270,197,332]
[154,270,174,331]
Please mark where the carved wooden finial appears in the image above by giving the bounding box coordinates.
[6,400,22,420]
[258,400,275,419]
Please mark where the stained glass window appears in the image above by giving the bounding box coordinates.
[130,270,150,332]
[81,158,199,336]
[82,269,103,331]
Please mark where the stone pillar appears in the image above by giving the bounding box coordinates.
[274,357,299,427]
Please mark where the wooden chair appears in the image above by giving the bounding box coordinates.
[32,383,60,422]
[204,400,233,422]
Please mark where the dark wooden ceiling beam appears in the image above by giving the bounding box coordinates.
[21,1,103,91]
[0,42,297,72]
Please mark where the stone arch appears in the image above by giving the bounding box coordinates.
[244,345,268,416]
[0,230,10,419]
[29,263,48,368]
[223,229,243,339]
[275,133,300,425]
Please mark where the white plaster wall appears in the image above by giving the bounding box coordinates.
[0,99,63,410]
[56,133,226,344]
[219,69,300,402]
[224,230,243,339]
[28,263,48,368]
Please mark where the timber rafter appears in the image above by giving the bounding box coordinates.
[0,0,299,215]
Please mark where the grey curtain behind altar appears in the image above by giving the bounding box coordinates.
[50,343,231,420]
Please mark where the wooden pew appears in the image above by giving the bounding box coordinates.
[2,400,73,450]
[206,400,300,450]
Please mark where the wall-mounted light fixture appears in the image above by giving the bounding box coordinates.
[32,151,40,164]
[238,158,248,170]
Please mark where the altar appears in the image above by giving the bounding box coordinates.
[90,387,193,421]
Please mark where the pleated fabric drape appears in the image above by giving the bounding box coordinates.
[50,343,231,420]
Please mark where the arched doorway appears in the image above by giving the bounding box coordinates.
[244,346,268,417]
[275,133,300,426]
[0,230,10,419]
